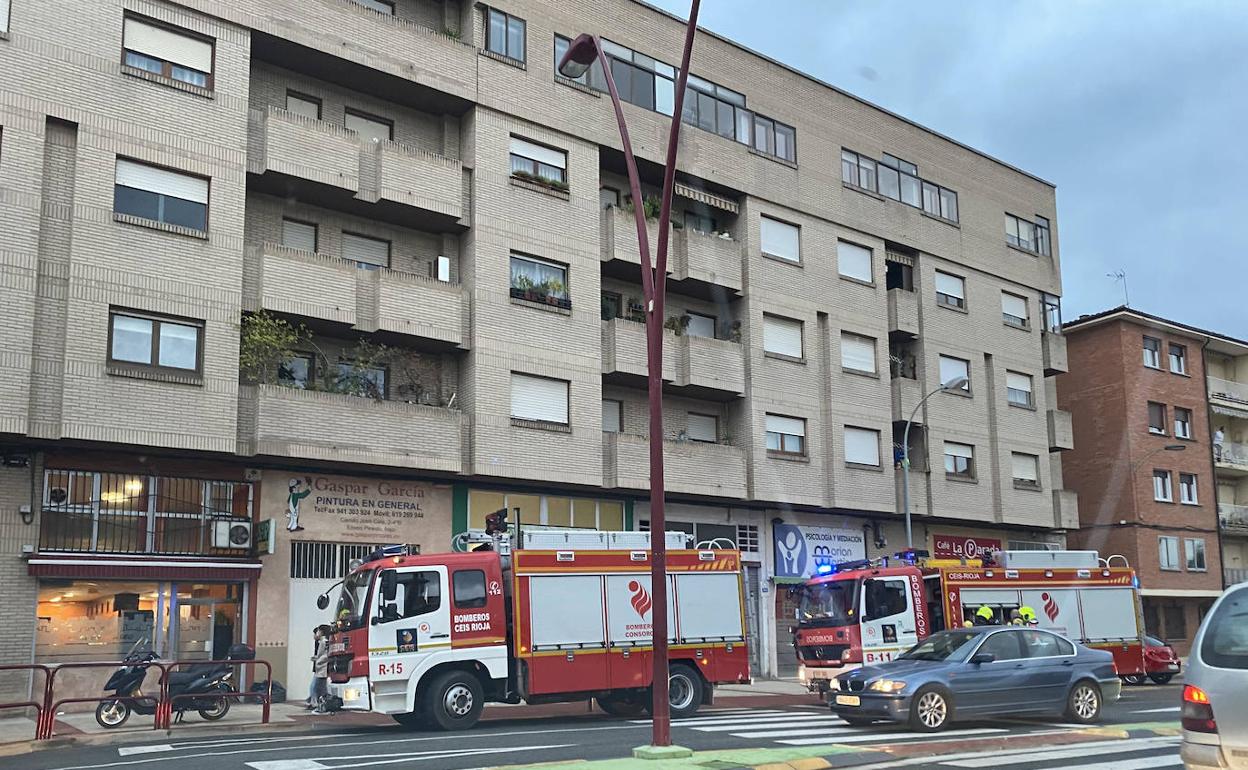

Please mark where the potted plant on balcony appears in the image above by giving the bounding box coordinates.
[664,314,692,336]
[541,279,567,307]
[239,311,308,385]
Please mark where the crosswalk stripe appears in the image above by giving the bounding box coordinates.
[663,712,824,726]
[1040,756,1182,770]
[778,727,1007,746]
[1133,706,1181,714]
[731,725,871,739]
[944,740,1181,768]
[692,718,852,733]
[630,710,791,725]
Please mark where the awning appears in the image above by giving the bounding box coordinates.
[1211,402,1248,418]
[674,182,739,215]
[28,556,262,582]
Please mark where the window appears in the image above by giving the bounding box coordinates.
[760,216,800,262]
[944,442,975,478]
[555,34,607,91]
[763,314,803,359]
[281,218,317,253]
[837,240,873,283]
[122,15,214,89]
[1006,371,1034,408]
[114,159,208,231]
[939,355,971,392]
[1020,630,1075,658]
[600,291,622,320]
[1174,407,1192,439]
[1143,336,1162,368]
[342,232,390,269]
[687,413,718,443]
[1043,293,1062,333]
[1200,586,1248,669]
[354,0,395,13]
[344,109,393,143]
[510,253,569,307]
[686,312,716,339]
[1035,216,1051,256]
[453,569,487,609]
[511,373,569,424]
[978,631,1025,661]
[601,399,622,433]
[841,149,877,192]
[278,352,313,389]
[509,136,566,186]
[1001,292,1029,328]
[485,7,525,61]
[108,310,202,373]
[285,91,321,120]
[1169,343,1187,375]
[935,271,965,309]
[335,360,387,399]
[1153,470,1173,502]
[1148,402,1168,435]
[384,570,440,620]
[1,0,8,34]
[599,186,620,210]
[1012,452,1040,488]
[765,414,805,455]
[876,153,920,203]
[844,427,881,467]
[1005,213,1050,256]
[840,332,877,374]
[1179,473,1199,505]
[684,210,716,234]
[1158,537,1180,571]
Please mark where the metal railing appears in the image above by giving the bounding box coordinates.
[1208,376,1248,405]
[1220,503,1248,531]
[1215,441,1248,468]
[38,510,253,555]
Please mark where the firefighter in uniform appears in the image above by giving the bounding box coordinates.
[1019,606,1039,626]
[974,605,996,625]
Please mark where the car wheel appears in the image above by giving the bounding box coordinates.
[1121,674,1148,686]
[841,716,875,727]
[1148,674,1173,685]
[665,664,704,719]
[422,670,484,731]
[908,686,952,732]
[1065,680,1102,724]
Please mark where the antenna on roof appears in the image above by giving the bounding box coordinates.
[1107,269,1129,306]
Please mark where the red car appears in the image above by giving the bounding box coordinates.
[1123,634,1181,685]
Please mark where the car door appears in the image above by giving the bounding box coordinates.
[367,566,451,688]
[860,577,919,664]
[1017,630,1077,710]
[948,630,1029,713]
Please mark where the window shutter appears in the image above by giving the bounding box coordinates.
[766,414,805,437]
[345,112,391,142]
[509,137,567,169]
[124,17,213,73]
[281,220,317,252]
[115,159,208,204]
[935,272,964,299]
[939,356,969,386]
[1002,293,1028,320]
[760,216,799,261]
[844,428,880,466]
[0,0,9,33]
[1011,453,1038,481]
[601,400,621,433]
[342,233,389,267]
[763,315,803,358]
[837,240,872,282]
[841,333,876,373]
[1006,372,1032,394]
[687,413,718,442]
[945,442,973,459]
[511,374,569,423]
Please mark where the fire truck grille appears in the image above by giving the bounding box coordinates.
[799,644,848,662]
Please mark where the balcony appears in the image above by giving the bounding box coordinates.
[601,206,667,269]
[887,288,919,339]
[1217,442,1248,477]
[891,376,923,423]
[671,228,743,293]
[1227,568,1248,586]
[1042,331,1068,376]
[1220,503,1248,533]
[238,385,465,473]
[1048,409,1074,451]
[247,243,466,347]
[603,432,747,499]
[249,107,467,227]
[1209,376,1248,407]
[1053,488,1079,529]
[601,319,744,398]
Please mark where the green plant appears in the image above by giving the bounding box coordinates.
[513,274,535,292]
[239,311,308,384]
[542,279,566,298]
[549,179,570,193]
[442,25,461,39]
[642,195,662,220]
[664,314,691,336]
[320,339,391,400]
[720,320,742,343]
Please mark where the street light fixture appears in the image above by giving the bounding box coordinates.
[900,377,969,549]
[558,2,702,753]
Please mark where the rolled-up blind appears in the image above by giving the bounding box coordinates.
[841,333,876,372]
[687,413,718,442]
[509,137,566,169]
[342,233,389,267]
[761,216,799,261]
[939,355,969,387]
[281,219,317,252]
[844,427,880,466]
[115,159,208,204]
[935,271,964,299]
[944,442,974,459]
[765,414,804,437]
[837,240,872,282]
[511,373,569,424]
[1011,453,1038,481]
[1006,372,1032,394]
[763,315,803,358]
[124,17,213,73]
[1002,292,1028,320]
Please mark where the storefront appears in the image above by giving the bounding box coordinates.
[253,471,452,700]
[462,488,629,534]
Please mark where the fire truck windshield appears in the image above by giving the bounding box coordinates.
[798,579,860,627]
[335,569,374,628]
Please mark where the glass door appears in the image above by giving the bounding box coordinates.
[169,583,244,661]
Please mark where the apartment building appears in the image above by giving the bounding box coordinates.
[0,0,1073,698]
[1060,307,1245,653]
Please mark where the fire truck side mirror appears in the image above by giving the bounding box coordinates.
[316,594,330,610]
[380,569,398,602]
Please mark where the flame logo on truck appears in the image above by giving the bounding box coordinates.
[1042,592,1059,622]
[628,580,652,618]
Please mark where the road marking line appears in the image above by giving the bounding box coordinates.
[730,725,869,739]
[945,740,1182,767]
[778,727,1008,746]
[693,718,852,733]
[678,714,844,727]
[247,762,329,770]
[631,710,792,724]
[844,737,1181,770]
[118,746,174,757]
[1133,707,1181,714]
[1040,756,1182,770]
[259,744,574,770]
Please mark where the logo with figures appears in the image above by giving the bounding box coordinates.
[628,580,652,619]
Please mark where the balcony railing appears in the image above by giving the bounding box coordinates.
[1226,568,1248,587]
[1209,376,1248,405]
[603,432,747,499]
[1216,441,1248,469]
[1219,503,1248,532]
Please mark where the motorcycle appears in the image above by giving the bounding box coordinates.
[95,642,254,729]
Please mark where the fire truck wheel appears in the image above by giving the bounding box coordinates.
[596,693,647,717]
[665,664,704,719]
[423,670,484,731]
[1148,674,1173,685]
[1065,680,1102,724]
[908,686,952,732]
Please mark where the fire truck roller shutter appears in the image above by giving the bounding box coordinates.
[529,576,607,649]
[1018,589,1080,637]
[605,574,676,646]
[960,589,1023,623]
[674,573,745,642]
[1069,588,1140,642]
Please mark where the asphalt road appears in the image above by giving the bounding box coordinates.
[8,682,1182,770]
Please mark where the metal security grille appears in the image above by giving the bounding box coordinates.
[290,541,390,579]
[735,524,760,553]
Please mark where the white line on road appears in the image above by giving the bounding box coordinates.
[246,744,574,770]
[246,762,327,770]
[631,710,792,724]
[117,746,174,757]
[1034,756,1182,770]
[693,718,852,733]
[1132,707,1181,714]
[944,738,1182,767]
[729,724,870,739]
[672,713,846,728]
[777,727,1008,746]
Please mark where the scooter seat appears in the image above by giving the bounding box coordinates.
[168,664,225,685]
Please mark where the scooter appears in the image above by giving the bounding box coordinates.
[95,643,253,728]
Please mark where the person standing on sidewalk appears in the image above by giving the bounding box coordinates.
[307,625,329,710]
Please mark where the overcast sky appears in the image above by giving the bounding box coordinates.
[647,0,1247,338]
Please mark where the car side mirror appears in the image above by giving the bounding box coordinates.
[316,594,330,610]
[380,569,398,601]
[970,652,995,665]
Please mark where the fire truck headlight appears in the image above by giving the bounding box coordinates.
[867,679,908,694]
[342,687,361,702]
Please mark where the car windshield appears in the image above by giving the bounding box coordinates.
[1200,587,1248,670]
[334,569,374,629]
[897,630,981,662]
[798,579,859,627]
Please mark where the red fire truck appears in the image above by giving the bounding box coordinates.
[793,549,1146,699]
[320,525,750,730]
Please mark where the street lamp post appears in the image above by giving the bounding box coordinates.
[559,2,702,752]
[900,377,969,549]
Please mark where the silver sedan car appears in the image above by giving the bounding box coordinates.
[831,626,1121,732]
[1182,581,1248,770]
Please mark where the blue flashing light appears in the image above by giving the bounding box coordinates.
[1132,575,1140,589]
[816,564,834,575]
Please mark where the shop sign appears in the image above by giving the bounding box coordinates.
[266,472,447,543]
[773,524,866,581]
[254,519,276,556]
[932,533,1002,560]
